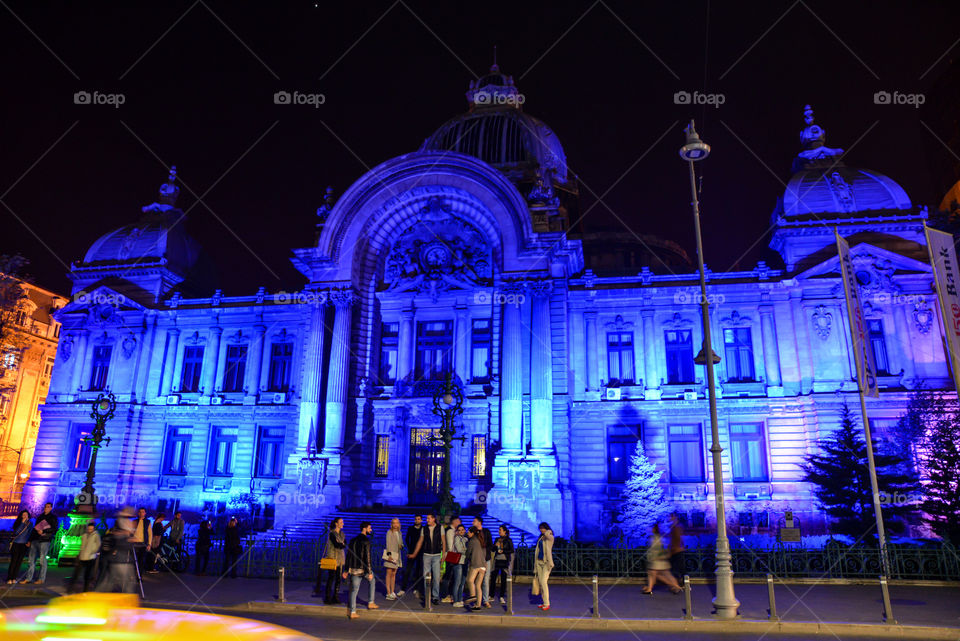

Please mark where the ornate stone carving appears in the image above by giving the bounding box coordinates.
[528,280,553,298]
[605,314,634,331]
[383,198,492,302]
[227,329,247,343]
[121,333,137,359]
[812,305,832,340]
[185,330,205,345]
[663,312,693,329]
[329,288,355,309]
[60,335,74,361]
[828,172,855,212]
[255,287,266,304]
[720,310,752,326]
[211,289,223,306]
[913,302,933,335]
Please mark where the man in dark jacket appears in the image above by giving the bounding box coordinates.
[96,507,138,593]
[403,515,423,596]
[22,502,58,584]
[343,522,378,618]
[411,513,446,605]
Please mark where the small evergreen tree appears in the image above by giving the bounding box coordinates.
[617,441,673,544]
[802,404,919,539]
[897,389,960,544]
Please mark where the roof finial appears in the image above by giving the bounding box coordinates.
[493,44,497,70]
[803,104,815,126]
[157,165,180,206]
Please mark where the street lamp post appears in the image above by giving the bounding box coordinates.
[76,392,115,514]
[430,374,465,523]
[680,120,740,619]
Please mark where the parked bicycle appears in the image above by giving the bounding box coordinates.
[155,540,189,573]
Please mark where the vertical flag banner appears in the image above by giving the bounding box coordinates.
[836,230,880,398]
[924,225,960,394]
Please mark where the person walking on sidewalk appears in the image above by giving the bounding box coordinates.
[668,513,686,581]
[383,518,404,600]
[533,522,554,611]
[472,516,494,608]
[492,525,514,605]
[96,508,138,594]
[643,524,681,595]
[314,517,346,603]
[465,526,487,611]
[6,510,32,584]
[411,513,445,605]
[222,517,243,578]
[449,524,468,607]
[68,522,101,592]
[344,522,379,619]
[403,515,423,597]
[194,520,212,575]
[22,502,58,585]
[440,516,460,602]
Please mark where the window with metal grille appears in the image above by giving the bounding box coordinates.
[471,435,487,478]
[375,435,390,477]
[416,321,452,380]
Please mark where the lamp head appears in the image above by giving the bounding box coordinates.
[679,120,710,161]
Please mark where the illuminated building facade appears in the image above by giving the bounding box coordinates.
[25,70,949,540]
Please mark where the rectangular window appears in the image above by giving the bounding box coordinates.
[71,424,94,471]
[222,344,248,393]
[471,435,487,478]
[163,426,192,475]
[868,319,890,375]
[379,322,399,384]
[2,350,18,371]
[668,424,705,482]
[471,319,492,382]
[415,320,453,380]
[208,426,238,476]
[665,330,695,384]
[268,342,293,391]
[180,346,204,393]
[607,424,641,483]
[89,345,112,391]
[729,422,768,482]
[375,435,390,477]
[723,328,755,382]
[606,331,635,384]
[255,426,285,478]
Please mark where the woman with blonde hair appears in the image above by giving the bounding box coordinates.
[384,517,405,600]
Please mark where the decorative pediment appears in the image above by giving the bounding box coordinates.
[795,242,930,285]
[720,310,752,326]
[605,314,634,331]
[227,329,248,344]
[381,199,493,302]
[663,312,693,329]
[60,286,148,326]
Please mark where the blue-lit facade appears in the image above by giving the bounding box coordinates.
[26,73,949,540]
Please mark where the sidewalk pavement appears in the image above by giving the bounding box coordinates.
[2,565,959,635]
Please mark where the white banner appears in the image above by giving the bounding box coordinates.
[925,225,960,394]
[836,230,879,398]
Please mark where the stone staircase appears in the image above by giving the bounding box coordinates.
[258,510,536,546]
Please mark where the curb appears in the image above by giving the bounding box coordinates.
[150,599,960,639]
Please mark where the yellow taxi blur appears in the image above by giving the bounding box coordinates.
[0,592,321,641]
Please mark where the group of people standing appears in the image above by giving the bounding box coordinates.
[313,514,554,618]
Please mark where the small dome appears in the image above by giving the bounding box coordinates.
[421,64,569,184]
[774,106,911,220]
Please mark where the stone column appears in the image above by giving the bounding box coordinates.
[530,281,554,454]
[245,324,266,401]
[454,304,469,383]
[641,308,659,397]
[323,289,355,455]
[397,308,414,384]
[203,326,223,398]
[159,329,180,396]
[584,310,599,393]
[759,305,782,388]
[500,282,524,455]
[298,297,328,452]
[70,329,90,393]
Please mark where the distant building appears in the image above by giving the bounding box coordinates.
[25,70,951,540]
[1,280,66,503]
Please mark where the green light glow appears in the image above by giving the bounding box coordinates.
[35,615,107,626]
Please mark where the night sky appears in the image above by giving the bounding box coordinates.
[2,1,958,296]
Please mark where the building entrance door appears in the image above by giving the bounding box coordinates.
[409,428,442,505]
